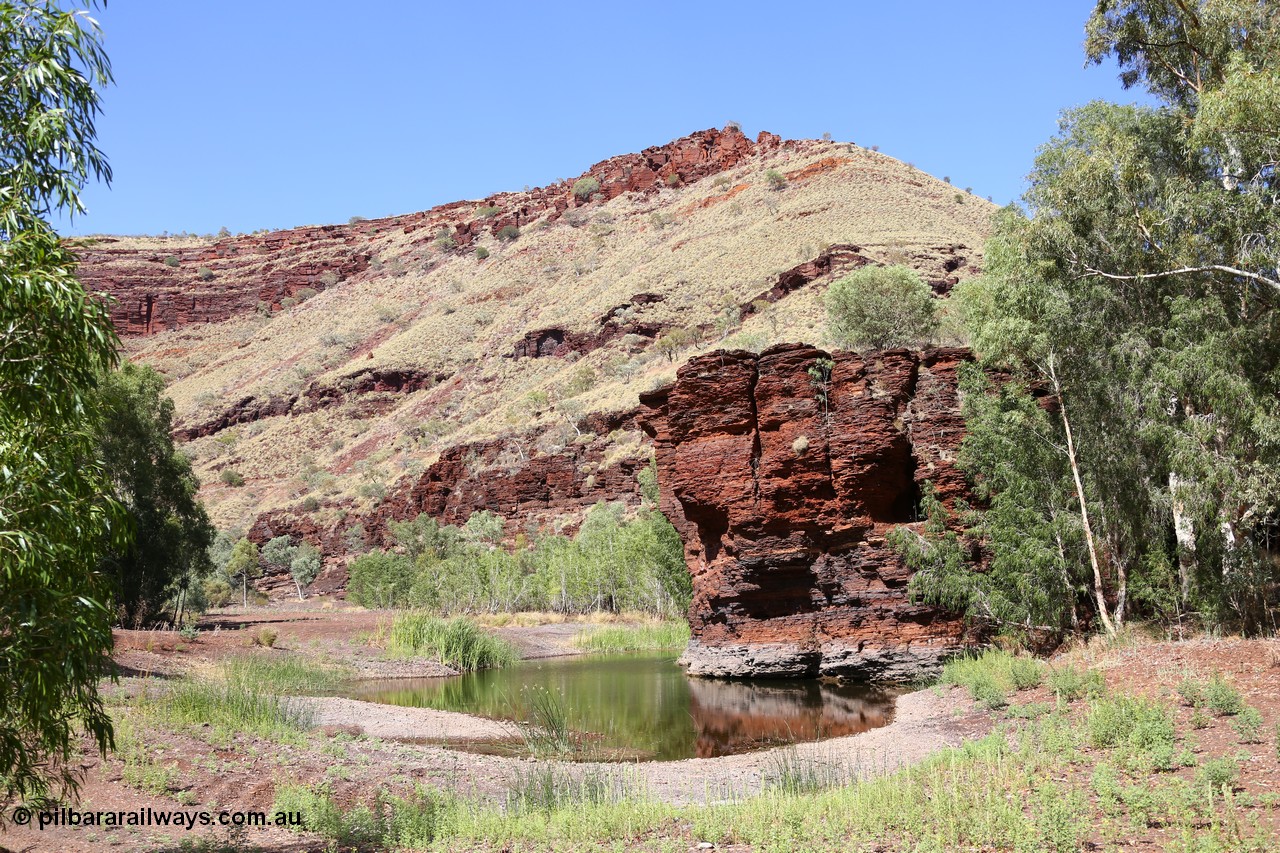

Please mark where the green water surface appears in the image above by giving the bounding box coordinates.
[347,653,896,761]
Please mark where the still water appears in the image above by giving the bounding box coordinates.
[346,653,897,761]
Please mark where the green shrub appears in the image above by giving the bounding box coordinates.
[1231,706,1263,743]
[764,168,787,190]
[163,255,180,267]
[296,287,317,301]
[384,614,517,671]
[433,234,456,251]
[196,266,214,281]
[970,673,1009,709]
[1009,656,1044,690]
[1196,757,1238,798]
[572,176,600,200]
[252,627,277,648]
[301,495,320,512]
[475,205,500,218]
[1176,673,1204,706]
[825,264,938,351]
[346,552,414,608]
[496,224,520,242]
[1205,674,1244,715]
[202,576,232,608]
[475,246,489,260]
[1048,665,1104,701]
[280,296,297,309]
[219,468,245,487]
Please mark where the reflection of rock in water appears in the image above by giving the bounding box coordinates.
[687,678,895,758]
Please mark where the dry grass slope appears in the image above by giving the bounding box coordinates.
[98,134,996,536]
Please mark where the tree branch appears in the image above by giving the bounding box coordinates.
[1081,265,1280,293]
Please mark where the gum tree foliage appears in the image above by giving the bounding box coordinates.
[224,538,261,608]
[903,0,1280,635]
[0,1,121,810]
[261,534,321,600]
[824,265,938,351]
[93,363,214,627]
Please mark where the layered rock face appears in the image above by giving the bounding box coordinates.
[639,344,975,681]
[80,126,782,338]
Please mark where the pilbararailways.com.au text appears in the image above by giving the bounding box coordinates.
[11,805,303,832]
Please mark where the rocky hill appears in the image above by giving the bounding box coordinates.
[78,127,995,589]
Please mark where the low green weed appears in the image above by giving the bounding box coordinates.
[505,765,626,813]
[1086,695,1177,770]
[273,782,454,849]
[941,649,1045,708]
[1048,665,1105,701]
[1176,672,1204,707]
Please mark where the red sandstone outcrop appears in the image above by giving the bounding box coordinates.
[376,422,647,532]
[639,343,977,681]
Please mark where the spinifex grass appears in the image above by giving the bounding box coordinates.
[572,620,691,653]
[383,613,518,672]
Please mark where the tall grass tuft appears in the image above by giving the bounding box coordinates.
[273,782,456,849]
[763,747,850,795]
[505,765,625,813]
[222,653,351,695]
[573,620,690,653]
[518,687,575,758]
[152,678,313,739]
[383,613,518,671]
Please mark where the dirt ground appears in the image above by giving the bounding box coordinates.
[2,608,1276,853]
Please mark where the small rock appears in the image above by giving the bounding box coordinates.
[697,844,714,850]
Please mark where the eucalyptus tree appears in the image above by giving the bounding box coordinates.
[907,0,1280,635]
[0,0,122,810]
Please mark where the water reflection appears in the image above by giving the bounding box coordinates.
[686,677,895,758]
[346,653,895,761]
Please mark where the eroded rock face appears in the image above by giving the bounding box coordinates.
[81,127,786,337]
[639,343,976,682]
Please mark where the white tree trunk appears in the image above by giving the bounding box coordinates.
[1050,358,1115,635]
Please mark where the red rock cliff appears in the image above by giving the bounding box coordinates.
[639,343,976,681]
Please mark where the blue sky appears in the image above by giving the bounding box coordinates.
[62,1,1151,236]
